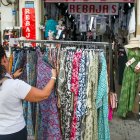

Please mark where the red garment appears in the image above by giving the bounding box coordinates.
[70,51,82,140]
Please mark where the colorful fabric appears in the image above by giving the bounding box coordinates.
[117,49,140,117]
[57,50,67,139]
[84,51,98,140]
[36,48,62,140]
[22,51,35,139]
[27,50,37,133]
[12,51,18,74]
[70,50,82,140]
[96,52,110,140]
[80,51,90,140]
[9,54,13,74]
[64,51,74,140]
[75,52,86,140]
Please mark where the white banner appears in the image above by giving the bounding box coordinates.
[68,3,118,15]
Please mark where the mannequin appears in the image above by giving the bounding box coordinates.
[124,37,140,71]
[45,16,58,39]
[56,19,65,40]
[117,37,140,117]
[46,30,55,48]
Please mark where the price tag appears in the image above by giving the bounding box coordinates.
[135,62,140,70]
[126,57,136,67]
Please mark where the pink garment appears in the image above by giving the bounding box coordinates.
[108,106,113,121]
[70,51,82,140]
[110,93,118,109]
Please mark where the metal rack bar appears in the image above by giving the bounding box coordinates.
[19,39,110,46]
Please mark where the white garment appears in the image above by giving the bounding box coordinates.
[0,78,31,135]
[128,7,136,33]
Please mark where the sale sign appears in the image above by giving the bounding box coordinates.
[45,0,135,3]
[68,3,118,15]
[22,8,36,40]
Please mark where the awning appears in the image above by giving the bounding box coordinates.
[45,0,135,3]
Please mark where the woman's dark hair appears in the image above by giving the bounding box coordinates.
[0,46,6,79]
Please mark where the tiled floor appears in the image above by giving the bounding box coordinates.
[110,114,140,140]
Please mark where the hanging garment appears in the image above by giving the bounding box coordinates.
[118,47,127,85]
[81,51,90,140]
[64,51,74,140]
[14,50,24,72]
[9,54,13,74]
[75,52,86,140]
[22,51,35,140]
[117,49,140,117]
[57,49,67,138]
[96,52,110,140]
[27,50,37,132]
[36,48,62,140]
[128,7,136,34]
[84,51,98,140]
[12,51,18,74]
[70,50,82,140]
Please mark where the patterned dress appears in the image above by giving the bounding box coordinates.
[70,50,82,140]
[84,51,98,140]
[117,49,140,117]
[96,52,110,140]
[36,48,62,140]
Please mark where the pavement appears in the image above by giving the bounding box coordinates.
[110,113,140,140]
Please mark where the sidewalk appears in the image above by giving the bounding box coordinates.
[110,114,140,140]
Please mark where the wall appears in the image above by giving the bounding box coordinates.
[19,0,42,40]
[0,2,15,42]
[136,0,140,39]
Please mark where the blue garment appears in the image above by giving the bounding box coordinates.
[23,51,35,139]
[77,52,86,117]
[45,19,58,38]
[12,51,18,74]
[96,52,110,140]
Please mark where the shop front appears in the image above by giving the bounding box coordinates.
[15,1,140,140]
[41,0,135,43]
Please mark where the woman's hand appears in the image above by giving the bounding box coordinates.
[13,68,23,78]
[51,69,57,78]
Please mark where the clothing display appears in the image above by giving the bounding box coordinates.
[9,44,110,140]
[57,47,110,140]
[117,49,140,117]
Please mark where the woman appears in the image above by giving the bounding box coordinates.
[0,46,57,140]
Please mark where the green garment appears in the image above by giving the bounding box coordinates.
[117,49,140,117]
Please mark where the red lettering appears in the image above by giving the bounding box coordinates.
[89,5,95,13]
[103,5,109,13]
[25,21,30,26]
[83,5,88,13]
[77,5,81,13]
[25,15,30,20]
[112,5,117,13]
[96,5,101,13]
[25,9,30,14]
[26,33,30,38]
[26,27,31,32]
[70,5,75,13]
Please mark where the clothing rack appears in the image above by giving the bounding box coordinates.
[19,39,110,46]
[18,39,113,91]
